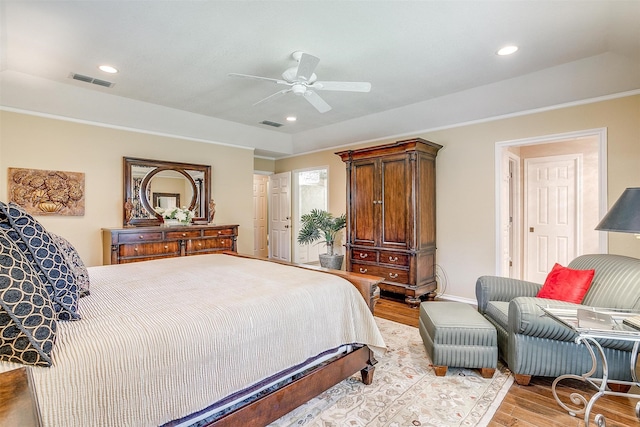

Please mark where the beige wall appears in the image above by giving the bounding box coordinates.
[0,111,255,266]
[254,157,275,172]
[275,95,640,301]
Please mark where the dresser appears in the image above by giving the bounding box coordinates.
[102,224,238,265]
[336,138,442,306]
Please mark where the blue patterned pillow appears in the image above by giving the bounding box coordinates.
[0,202,80,320]
[0,229,57,366]
[50,233,90,297]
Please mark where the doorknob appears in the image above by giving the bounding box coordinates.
[529,227,534,232]
[284,225,290,229]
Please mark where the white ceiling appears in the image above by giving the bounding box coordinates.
[1,1,639,158]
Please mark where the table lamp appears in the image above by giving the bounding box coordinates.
[595,187,640,238]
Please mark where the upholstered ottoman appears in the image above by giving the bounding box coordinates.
[419,301,497,378]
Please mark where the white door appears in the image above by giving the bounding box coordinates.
[252,174,269,258]
[269,172,292,261]
[524,155,579,283]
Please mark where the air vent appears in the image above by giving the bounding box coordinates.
[259,120,284,128]
[69,73,115,88]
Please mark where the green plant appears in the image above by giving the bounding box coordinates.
[297,209,346,256]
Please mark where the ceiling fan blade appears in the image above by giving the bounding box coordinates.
[304,90,332,113]
[296,53,320,82]
[228,73,289,85]
[252,88,291,106]
[313,81,372,92]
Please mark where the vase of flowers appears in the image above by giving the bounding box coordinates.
[154,206,194,226]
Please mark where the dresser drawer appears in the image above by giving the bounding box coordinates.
[351,249,377,262]
[117,231,164,243]
[351,262,410,284]
[379,251,410,266]
[119,241,181,257]
[165,229,202,239]
[186,237,234,253]
[203,227,236,237]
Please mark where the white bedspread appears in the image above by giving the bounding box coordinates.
[0,254,386,427]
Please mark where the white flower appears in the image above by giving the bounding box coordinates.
[154,206,194,222]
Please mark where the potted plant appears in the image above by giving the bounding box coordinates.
[154,206,194,226]
[297,209,347,269]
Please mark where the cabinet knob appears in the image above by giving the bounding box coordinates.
[182,233,186,237]
[134,247,138,251]
[164,245,168,249]
[389,273,398,279]
[359,268,368,273]
[138,235,144,239]
[359,253,368,258]
[389,256,398,262]
[218,231,222,234]
[198,243,202,246]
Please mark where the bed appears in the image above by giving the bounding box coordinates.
[0,251,387,427]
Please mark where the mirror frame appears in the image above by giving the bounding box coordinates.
[123,157,211,227]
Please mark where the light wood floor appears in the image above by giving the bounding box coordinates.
[374,297,640,427]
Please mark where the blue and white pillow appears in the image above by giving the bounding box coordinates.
[0,202,80,320]
[0,228,57,366]
[50,233,90,297]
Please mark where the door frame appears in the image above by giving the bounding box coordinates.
[494,128,608,276]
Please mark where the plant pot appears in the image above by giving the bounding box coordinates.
[319,254,344,270]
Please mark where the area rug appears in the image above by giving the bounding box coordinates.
[270,317,513,427]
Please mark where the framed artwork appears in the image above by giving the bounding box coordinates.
[7,167,85,216]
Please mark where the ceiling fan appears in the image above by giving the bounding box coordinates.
[228,51,371,113]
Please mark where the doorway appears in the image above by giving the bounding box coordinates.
[293,167,329,264]
[495,128,607,280]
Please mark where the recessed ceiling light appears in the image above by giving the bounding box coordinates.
[98,65,119,74]
[497,45,518,56]
[286,116,297,122]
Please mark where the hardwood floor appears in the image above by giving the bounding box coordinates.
[374,297,640,427]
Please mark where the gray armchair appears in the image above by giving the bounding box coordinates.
[476,254,640,385]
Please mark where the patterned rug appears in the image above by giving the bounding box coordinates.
[270,317,513,427]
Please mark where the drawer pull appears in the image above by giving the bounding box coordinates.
[134,247,138,252]
[218,231,222,234]
[388,256,398,262]
[198,243,202,246]
[182,233,186,237]
[389,273,398,279]
[359,268,368,273]
[359,253,368,258]
[138,235,144,239]
[164,245,168,249]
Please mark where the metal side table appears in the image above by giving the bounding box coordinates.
[541,306,640,427]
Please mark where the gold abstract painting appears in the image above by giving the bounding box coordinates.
[8,167,85,216]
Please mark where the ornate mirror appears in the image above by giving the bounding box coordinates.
[123,157,211,227]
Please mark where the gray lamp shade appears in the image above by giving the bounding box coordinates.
[595,188,640,233]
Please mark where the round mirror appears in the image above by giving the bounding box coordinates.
[140,168,197,218]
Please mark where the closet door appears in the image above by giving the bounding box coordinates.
[380,154,410,250]
[351,159,378,247]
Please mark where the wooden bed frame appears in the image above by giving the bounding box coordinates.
[208,252,383,427]
[0,253,383,427]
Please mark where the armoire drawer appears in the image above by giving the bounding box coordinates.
[351,249,377,262]
[378,251,409,266]
[351,262,410,285]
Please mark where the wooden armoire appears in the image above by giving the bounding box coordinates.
[336,138,442,306]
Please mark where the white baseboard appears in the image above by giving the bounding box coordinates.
[436,293,477,306]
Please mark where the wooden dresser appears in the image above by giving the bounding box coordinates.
[336,138,442,306]
[102,224,238,265]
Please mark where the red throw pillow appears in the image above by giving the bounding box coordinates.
[536,263,595,304]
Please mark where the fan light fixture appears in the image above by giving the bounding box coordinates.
[98,65,119,74]
[497,45,519,56]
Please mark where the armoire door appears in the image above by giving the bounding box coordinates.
[350,159,378,247]
[380,154,410,250]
